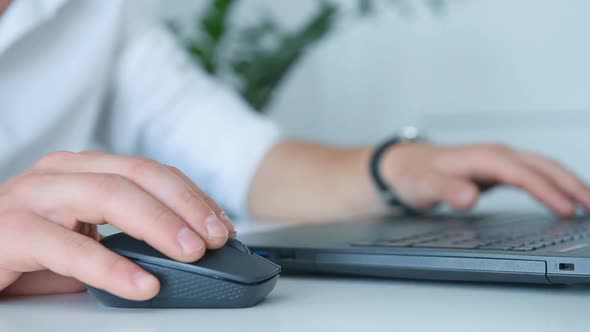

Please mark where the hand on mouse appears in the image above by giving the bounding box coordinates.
[380,143,590,216]
[0,150,235,301]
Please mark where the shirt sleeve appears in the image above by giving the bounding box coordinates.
[98,10,282,218]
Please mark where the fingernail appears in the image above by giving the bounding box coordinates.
[134,270,158,291]
[205,213,229,239]
[177,227,204,254]
[220,212,237,235]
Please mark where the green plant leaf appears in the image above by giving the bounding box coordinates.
[231,2,339,111]
[174,0,448,113]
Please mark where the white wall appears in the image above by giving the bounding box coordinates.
[140,0,590,209]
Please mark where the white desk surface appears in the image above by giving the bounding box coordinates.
[1,275,589,332]
[2,205,590,332]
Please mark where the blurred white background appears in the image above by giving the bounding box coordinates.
[136,0,590,210]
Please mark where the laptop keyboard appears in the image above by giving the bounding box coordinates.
[351,214,590,252]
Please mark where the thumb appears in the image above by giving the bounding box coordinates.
[437,176,480,211]
[1,270,86,296]
[0,270,21,295]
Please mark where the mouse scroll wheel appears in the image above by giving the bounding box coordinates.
[227,238,251,254]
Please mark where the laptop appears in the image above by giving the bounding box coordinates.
[241,212,590,285]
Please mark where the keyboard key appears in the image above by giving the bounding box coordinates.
[510,246,535,251]
[445,240,483,249]
[480,245,515,251]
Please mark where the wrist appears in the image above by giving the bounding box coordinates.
[379,142,413,187]
[369,127,429,212]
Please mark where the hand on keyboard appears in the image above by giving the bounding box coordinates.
[380,143,590,217]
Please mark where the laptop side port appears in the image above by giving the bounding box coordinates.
[559,263,575,271]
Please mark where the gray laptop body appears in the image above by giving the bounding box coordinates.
[241,213,590,285]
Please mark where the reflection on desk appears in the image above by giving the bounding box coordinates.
[0,276,589,332]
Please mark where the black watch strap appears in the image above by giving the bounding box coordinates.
[369,136,419,214]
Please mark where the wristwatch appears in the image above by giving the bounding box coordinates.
[369,126,427,213]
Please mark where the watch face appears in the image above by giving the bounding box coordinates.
[400,126,425,142]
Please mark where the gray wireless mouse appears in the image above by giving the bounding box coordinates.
[86,233,281,308]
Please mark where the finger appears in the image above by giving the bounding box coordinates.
[517,152,590,211]
[435,176,480,211]
[37,152,229,248]
[388,174,434,211]
[167,166,237,238]
[11,173,206,262]
[1,270,86,296]
[63,151,236,236]
[0,270,21,294]
[460,147,576,216]
[27,215,160,301]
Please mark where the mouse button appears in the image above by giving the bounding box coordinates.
[191,247,281,284]
[226,238,251,253]
[100,233,168,261]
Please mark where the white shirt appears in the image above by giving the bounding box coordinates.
[0,0,281,217]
